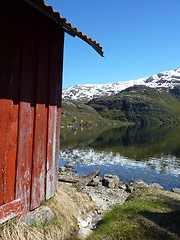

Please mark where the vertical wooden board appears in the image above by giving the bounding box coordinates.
[0,47,8,205]
[0,2,5,206]
[16,102,35,210]
[0,1,22,205]
[15,4,37,211]
[3,10,22,204]
[55,31,64,192]
[0,0,11,207]
[30,16,49,210]
[3,103,19,204]
[0,103,3,205]
[0,100,10,206]
[46,106,57,199]
[46,26,64,199]
[55,108,62,192]
[30,104,48,210]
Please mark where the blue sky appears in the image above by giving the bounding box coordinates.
[46,0,180,89]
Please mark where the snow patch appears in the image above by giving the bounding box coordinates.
[62,68,180,101]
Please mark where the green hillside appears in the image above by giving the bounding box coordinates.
[88,86,180,126]
[61,85,180,127]
[61,101,126,128]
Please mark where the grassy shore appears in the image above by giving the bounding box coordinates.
[0,184,180,240]
[87,187,180,240]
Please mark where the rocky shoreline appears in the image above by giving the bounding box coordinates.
[59,165,180,239]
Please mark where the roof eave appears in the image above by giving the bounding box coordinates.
[24,0,104,57]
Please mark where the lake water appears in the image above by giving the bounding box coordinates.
[60,126,180,190]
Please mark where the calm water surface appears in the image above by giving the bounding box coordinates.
[60,126,180,190]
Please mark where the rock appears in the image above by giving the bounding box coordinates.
[171,188,180,194]
[92,176,102,187]
[65,163,75,169]
[77,228,93,240]
[77,212,101,240]
[59,167,66,173]
[149,183,164,190]
[130,179,148,190]
[102,174,119,189]
[126,184,134,193]
[83,186,129,211]
[119,182,127,191]
[89,214,102,230]
[20,206,55,226]
[77,216,89,228]
[96,209,102,215]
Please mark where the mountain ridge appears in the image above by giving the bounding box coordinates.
[62,68,180,102]
[61,68,180,127]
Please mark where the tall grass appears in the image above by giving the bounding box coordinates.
[0,183,95,240]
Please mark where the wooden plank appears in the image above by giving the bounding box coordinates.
[0,1,22,205]
[0,199,21,224]
[75,168,101,192]
[0,100,19,205]
[3,6,22,204]
[46,106,57,200]
[46,26,64,199]
[0,113,3,205]
[0,0,10,207]
[0,100,10,206]
[30,103,48,210]
[3,102,19,204]
[30,16,50,210]
[15,4,38,211]
[55,31,64,193]
[58,174,98,187]
[0,1,6,206]
[55,108,62,193]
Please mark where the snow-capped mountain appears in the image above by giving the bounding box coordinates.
[62,68,180,101]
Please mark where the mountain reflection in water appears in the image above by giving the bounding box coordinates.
[60,126,180,189]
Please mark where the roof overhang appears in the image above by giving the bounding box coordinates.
[24,0,104,57]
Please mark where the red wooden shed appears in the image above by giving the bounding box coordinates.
[0,0,103,224]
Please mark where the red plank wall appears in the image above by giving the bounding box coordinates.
[0,0,64,220]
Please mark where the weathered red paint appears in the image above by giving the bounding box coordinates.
[0,1,22,208]
[46,106,57,199]
[55,34,64,193]
[55,108,62,192]
[46,26,64,200]
[30,16,50,210]
[0,100,10,206]
[4,21,22,207]
[0,199,22,224]
[3,101,18,204]
[0,0,64,222]
[15,4,37,211]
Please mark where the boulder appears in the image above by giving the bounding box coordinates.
[59,167,66,173]
[126,184,134,193]
[20,206,55,226]
[83,185,129,211]
[65,163,75,169]
[77,228,93,240]
[102,174,119,189]
[171,188,180,194]
[119,182,127,191]
[130,179,148,190]
[149,183,164,190]
[92,176,102,187]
